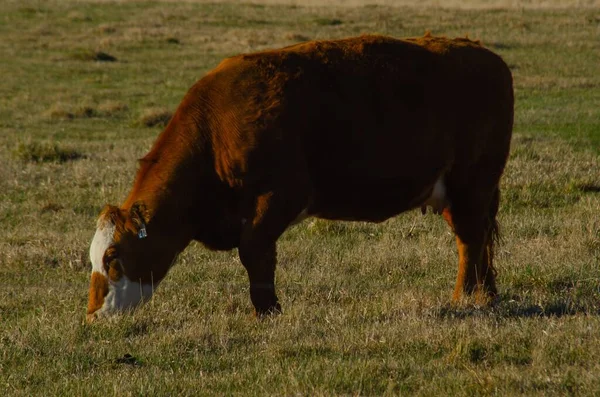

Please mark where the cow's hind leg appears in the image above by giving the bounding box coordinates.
[443,187,500,303]
[239,187,308,316]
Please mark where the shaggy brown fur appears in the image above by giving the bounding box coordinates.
[88,34,513,316]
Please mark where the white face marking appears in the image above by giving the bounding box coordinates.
[93,272,154,317]
[90,221,116,275]
[89,220,154,317]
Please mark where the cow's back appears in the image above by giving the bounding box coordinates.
[193,34,513,221]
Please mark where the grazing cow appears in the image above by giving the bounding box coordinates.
[87,33,513,321]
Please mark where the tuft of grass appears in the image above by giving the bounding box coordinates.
[14,142,84,163]
[97,101,128,117]
[67,10,92,22]
[19,6,38,15]
[44,104,74,120]
[72,105,96,118]
[97,24,116,34]
[43,104,97,120]
[44,102,128,120]
[40,202,64,214]
[138,108,172,128]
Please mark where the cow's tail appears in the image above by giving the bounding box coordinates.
[486,187,501,278]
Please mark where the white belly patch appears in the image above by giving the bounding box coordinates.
[290,208,310,225]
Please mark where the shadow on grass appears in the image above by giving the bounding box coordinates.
[577,184,600,194]
[70,49,117,62]
[434,295,599,319]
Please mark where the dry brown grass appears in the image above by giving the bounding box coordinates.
[83,0,600,9]
[97,101,129,117]
[13,141,85,163]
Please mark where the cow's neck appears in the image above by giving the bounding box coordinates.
[122,129,204,253]
[121,114,242,253]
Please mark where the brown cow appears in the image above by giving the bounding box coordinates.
[87,34,513,321]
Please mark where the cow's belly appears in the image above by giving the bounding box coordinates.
[307,175,438,223]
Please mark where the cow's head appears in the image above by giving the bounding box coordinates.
[86,202,173,322]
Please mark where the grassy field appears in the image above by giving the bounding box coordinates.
[1,0,599,395]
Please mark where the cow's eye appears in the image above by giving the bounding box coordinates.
[103,248,118,272]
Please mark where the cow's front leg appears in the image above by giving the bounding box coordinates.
[239,241,280,315]
[238,187,309,315]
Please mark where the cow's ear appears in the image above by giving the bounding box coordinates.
[130,201,149,238]
[100,204,125,227]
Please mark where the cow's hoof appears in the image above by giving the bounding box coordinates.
[254,303,282,318]
[452,287,498,306]
[249,284,280,317]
